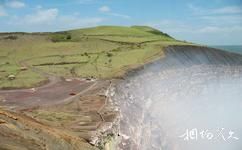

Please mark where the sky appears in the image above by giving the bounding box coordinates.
[0,0,241,45]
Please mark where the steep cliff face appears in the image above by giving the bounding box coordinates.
[164,46,242,66]
[112,46,242,150]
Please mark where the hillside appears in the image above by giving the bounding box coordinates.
[0,25,190,89]
[0,25,193,150]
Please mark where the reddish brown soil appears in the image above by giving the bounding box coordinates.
[0,78,93,108]
[0,77,118,149]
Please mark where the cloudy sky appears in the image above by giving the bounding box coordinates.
[0,0,241,45]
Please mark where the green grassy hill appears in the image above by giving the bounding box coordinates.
[0,25,192,89]
[71,26,156,36]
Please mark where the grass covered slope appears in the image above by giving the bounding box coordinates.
[0,26,190,89]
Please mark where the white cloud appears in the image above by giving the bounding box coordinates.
[198,26,242,33]
[210,6,242,15]
[108,12,131,19]
[145,20,190,33]
[187,4,242,27]
[0,6,8,16]
[147,20,242,34]
[200,15,242,26]
[6,0,25,8]
[188,4,242,15]
[57,15,104,30]
[99,6,110,12]
[23,8,59,25]
[35,5,42,9]
[144,20,242,45]
[77,0,95,4]
[198,26,221,33]
[98,5,130,19]
[7,7,104,32]
[144,4,242,45]
[187,4,199,12]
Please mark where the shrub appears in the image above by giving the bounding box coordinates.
[4,35,18,40]
[106,52,113,57]
[51,33,72,42]
[84,52,88,56]
[66,35,72,40]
